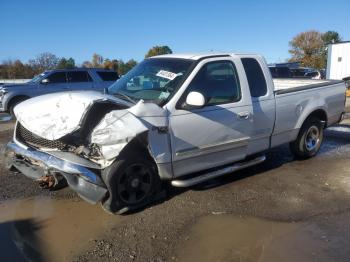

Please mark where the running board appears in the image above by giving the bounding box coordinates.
[171,155,266,187]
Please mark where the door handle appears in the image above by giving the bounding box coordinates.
[237,111,250,120]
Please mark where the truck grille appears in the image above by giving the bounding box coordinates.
[16,122,67,150]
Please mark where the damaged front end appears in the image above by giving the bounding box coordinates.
[6,141,107,203]
[6,91,172,204]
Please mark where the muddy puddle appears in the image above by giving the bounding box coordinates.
[176,215,337,262]
[0,198,124,261]
[321,124,350,157]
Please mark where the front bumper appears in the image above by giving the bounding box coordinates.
[6,142,108,204]
[0,101,5,112]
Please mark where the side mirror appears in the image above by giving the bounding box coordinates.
[183,91,205,109]
[41,78,49,84]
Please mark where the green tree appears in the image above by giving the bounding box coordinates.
[322,31,342,45]
[145,45,172,58]
[288,30,343,69]
[321,31,342,66]
[56,57,76,69]
[0,59,35,79]
[118,59,137,75]
[103,59,119,72]
[12,60,34,78]
[288,31,325,69]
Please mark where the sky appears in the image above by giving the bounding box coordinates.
[1,0,349,64]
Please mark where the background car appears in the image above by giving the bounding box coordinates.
[0,68,119,115]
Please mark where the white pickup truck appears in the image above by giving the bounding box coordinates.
[6,53,346,214]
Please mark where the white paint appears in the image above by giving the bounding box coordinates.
[326,42,350,80]
[273,79,332,91]
[90,100,167,161]
[150,52,251,61]
[90,110,148,160]
[186,91,205,107]
[13,91,128,140]
[14,90,167,166]
[127,100,167,127]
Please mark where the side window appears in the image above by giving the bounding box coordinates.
[97,71,119,81]
[186,61,241,106]
[241,58,267,97]
[47,72,67,83]
[67,71,92,83]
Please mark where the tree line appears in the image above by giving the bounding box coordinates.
[0,45,172,79]
[289,30,342,69]
[0,32,344,80]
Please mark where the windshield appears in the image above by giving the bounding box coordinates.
[28,72,49,83]
[108,58,194,104]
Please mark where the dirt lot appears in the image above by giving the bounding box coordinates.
[1,116,350,261]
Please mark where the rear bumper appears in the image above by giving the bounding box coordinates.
[6,141,108,204]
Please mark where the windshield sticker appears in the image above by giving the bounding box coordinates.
[156,70,178,80]
[158,91,170,100]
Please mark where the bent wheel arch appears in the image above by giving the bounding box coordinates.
[8,95,30,116]
[101,138,162,214]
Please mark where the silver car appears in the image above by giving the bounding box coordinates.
[0,68,119,115]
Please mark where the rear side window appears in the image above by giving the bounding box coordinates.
[241,58,267,97]
[186,61,241,106]
[67,71,92,82]
[97,71,119,81]
[47,72,67,83]
[269,67,291,78]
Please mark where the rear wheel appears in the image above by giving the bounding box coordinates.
[101,152,160,214]
[290,117,324,159]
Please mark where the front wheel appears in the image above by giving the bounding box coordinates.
[9,97,28,118]
[101,153,160,214]
[290,117,324,159]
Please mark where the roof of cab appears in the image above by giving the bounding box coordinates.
[149,52,230,60]
[149,52,261,60]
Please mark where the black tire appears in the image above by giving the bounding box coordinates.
[9,97,27,118]
[290,117,324,159]
[101,150,160,214]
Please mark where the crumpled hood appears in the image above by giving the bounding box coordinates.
[14,91,128,140]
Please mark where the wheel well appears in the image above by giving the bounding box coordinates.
[8,95,30,110]
[118,133,156,164]
[305,109,327,127]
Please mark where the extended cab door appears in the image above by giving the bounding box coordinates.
[168,58,254,177]
[239,56,276,155]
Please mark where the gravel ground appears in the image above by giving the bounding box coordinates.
[0,126,78,202]
[1,118,350,261]
[74,123,350,261]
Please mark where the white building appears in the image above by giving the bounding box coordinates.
[326,41,350,80]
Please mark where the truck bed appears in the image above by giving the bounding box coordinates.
[271,78,346,149]
[273,79,343,94]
